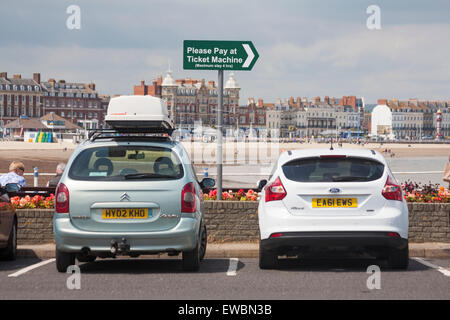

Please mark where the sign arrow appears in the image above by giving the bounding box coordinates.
[242,44,255,68]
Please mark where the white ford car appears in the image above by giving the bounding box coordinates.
[258,148,409,269]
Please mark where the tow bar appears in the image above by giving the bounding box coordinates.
[110,238,130,255]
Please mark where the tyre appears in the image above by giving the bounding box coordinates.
[182,233,202,272]
[259,242,278,269]
[56,249,76,273]
[199,224,207,261]
[387,244,409,270]
[1,219,17,261]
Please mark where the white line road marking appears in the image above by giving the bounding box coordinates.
[8,259,56,278]
[413,258,450,277]
[226,258,239,276]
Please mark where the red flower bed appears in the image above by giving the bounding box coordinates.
[10,194,55,209]
[402,182,450,203]
[204,189,258,201]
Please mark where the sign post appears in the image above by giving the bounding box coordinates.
[183,40,259,199]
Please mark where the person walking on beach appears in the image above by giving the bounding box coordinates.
[0,161,26,187]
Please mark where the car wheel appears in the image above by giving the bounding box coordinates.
[387,245,409,270]
[56,249,76,273]
[259,242,278,269]
[2,219,17,261]
[199,224,207,261]
[182,235,201,272]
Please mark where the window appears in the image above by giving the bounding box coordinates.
[282,157,385,183]
[68,146,184,181]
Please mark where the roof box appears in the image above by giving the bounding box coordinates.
[105,95,173,131]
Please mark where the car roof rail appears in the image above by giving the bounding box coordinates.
[88,128,174,142]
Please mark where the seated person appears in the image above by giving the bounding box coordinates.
[0,161,26,187]
[47,162,66,187]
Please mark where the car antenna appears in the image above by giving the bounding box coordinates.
[330,137,334,150]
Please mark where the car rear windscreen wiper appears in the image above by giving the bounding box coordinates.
[123,173,177,180]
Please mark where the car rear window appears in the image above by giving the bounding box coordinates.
[68,146,184,181]
[282,157,384,183]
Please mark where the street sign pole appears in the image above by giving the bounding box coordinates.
[217,70,223,200]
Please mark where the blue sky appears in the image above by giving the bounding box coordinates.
[1,0,449,104]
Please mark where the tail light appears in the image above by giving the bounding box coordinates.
[55,183,69,213]
[265,177,287,202]
[382,176,402,201]
[182,182,197,213]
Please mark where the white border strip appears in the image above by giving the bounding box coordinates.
[8,259,56,278]
[226,258,239,276]
[413,258,450,277]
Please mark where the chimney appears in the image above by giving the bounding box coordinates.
[208,80,215,87]
[377,99,387,105]
[49,78,56,87]
[324,96,330,104]
[140,80,145,86]
[13,74,21,79]
[58,79,65,83]
[88,83,96,91]
[0,72,7,78]
[33,73,41,84]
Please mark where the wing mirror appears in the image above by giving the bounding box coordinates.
[257,179,268,190]
[200,178,215,189]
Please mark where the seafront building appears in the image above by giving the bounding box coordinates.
[265,96,363,138]
[134,71,240,130]
[0,72,107,130]
[371,99,450,140]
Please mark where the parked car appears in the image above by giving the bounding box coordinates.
[53,96,214,272]
[0,183,19,260]
[257,148,409,269]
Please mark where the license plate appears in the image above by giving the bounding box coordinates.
[102,208,149,219]
[312,198,357,208]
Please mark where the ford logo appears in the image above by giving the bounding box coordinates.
[329,188,341,193]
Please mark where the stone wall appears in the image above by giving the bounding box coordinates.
[17,209,54,245]
[15,202,450,245]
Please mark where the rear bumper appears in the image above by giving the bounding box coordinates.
[261,231,408,253]
[53,215,200,254]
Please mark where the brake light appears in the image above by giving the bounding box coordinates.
[265,177,287,202]
[181,182,197,213]
[382,176,402,201]
[387,232,400,237]
[270,233,283,238]
[55,183,69,214]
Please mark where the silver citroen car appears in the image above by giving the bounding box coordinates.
[53,95,214,272]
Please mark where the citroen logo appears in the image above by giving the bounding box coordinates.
[329,188,341,193]
[120,192,131,201]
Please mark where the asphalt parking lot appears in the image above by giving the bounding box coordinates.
[1,256,449,300]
